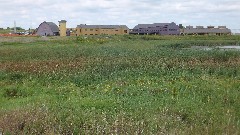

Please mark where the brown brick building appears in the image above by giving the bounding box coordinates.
[76,24,129,36]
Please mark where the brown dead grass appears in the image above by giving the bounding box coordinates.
[0,58,88,74]
[1,57,240,74]
[0,108,55,135]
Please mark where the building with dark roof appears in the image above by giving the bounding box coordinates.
[182,26,231,35]
[130,22,180,35]
[76,24,129,36]
[36,21,60,36]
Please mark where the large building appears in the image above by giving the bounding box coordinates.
[130,22,180,35]
[76,24,129,36]
[182,26,231,35]
[36,21,60,36]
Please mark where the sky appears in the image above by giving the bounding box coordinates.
[0,0,240,30]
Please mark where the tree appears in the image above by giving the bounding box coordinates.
[179,24,184,29]
[15,27,25,30]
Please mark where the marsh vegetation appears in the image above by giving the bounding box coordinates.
[0,35,240,134]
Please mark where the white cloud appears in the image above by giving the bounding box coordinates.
[0,0,239,29]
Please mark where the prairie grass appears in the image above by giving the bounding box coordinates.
[0,35,240,134]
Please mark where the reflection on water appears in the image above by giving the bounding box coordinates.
[191,46,240,51]
[218,46,240,49]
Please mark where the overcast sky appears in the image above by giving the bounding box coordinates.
[0,0,240,30]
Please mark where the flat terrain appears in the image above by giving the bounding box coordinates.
[0,35,240,134]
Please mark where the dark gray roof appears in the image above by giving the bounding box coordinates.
[45,22,59,33]
[59,20,67,23]
[77,24,129,29]
[133,23,175,29]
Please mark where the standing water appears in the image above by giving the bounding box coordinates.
[191,46,240,50]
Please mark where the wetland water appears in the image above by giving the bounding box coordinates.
[191,46,240,50]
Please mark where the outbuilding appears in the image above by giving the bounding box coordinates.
[36,21,59,36]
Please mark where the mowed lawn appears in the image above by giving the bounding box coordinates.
[0,35,240,134]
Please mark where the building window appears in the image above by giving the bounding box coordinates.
[85,29,87,31]
[90,29,93,31]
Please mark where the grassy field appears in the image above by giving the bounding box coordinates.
[0,35,240,134]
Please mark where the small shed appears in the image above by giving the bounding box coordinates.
[36,21,59,36]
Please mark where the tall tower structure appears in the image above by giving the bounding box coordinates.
[14,21,17,34]
[58,20,67,36]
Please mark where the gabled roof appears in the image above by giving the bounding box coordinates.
[133,22,176,29]
[77,24,129,29]
[45,22,59,33]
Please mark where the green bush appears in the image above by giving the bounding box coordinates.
[3,87,31,98]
